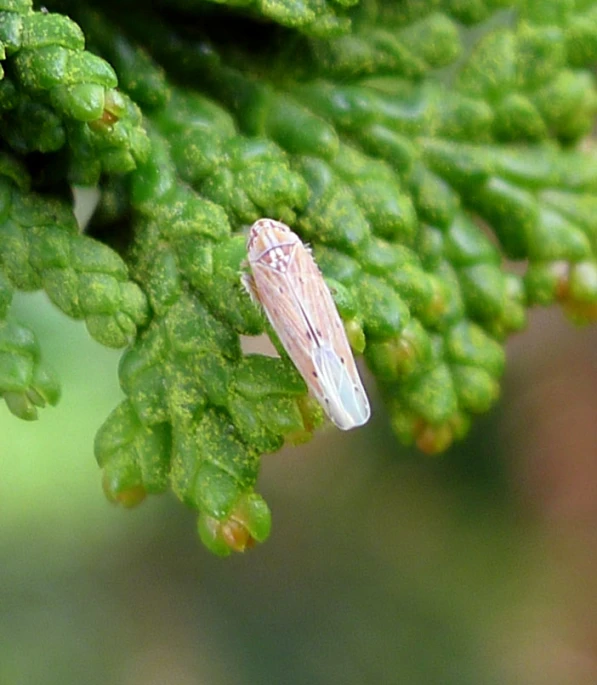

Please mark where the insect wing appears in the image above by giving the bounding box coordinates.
[249,247,317,385]
[311,344,370,429]
[285,245,370,429]
[247,220,370,430]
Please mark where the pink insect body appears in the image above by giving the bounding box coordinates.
[243,218,371,430]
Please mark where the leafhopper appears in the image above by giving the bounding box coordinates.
[242,218,371,430]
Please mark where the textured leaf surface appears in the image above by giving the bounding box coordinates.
[2,0,597,553]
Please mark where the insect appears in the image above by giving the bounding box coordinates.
[242,218,371,430]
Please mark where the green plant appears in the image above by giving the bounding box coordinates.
[2,0,597,554]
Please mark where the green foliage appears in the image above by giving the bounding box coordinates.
[1,0,597,553]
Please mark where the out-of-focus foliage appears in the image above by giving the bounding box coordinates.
[1,0,597,553]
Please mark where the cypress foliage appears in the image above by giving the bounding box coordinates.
[2,0,597,553]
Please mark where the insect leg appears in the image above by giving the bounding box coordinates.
[241,272,261,305]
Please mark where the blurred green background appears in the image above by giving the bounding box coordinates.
[2,292,597,685]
